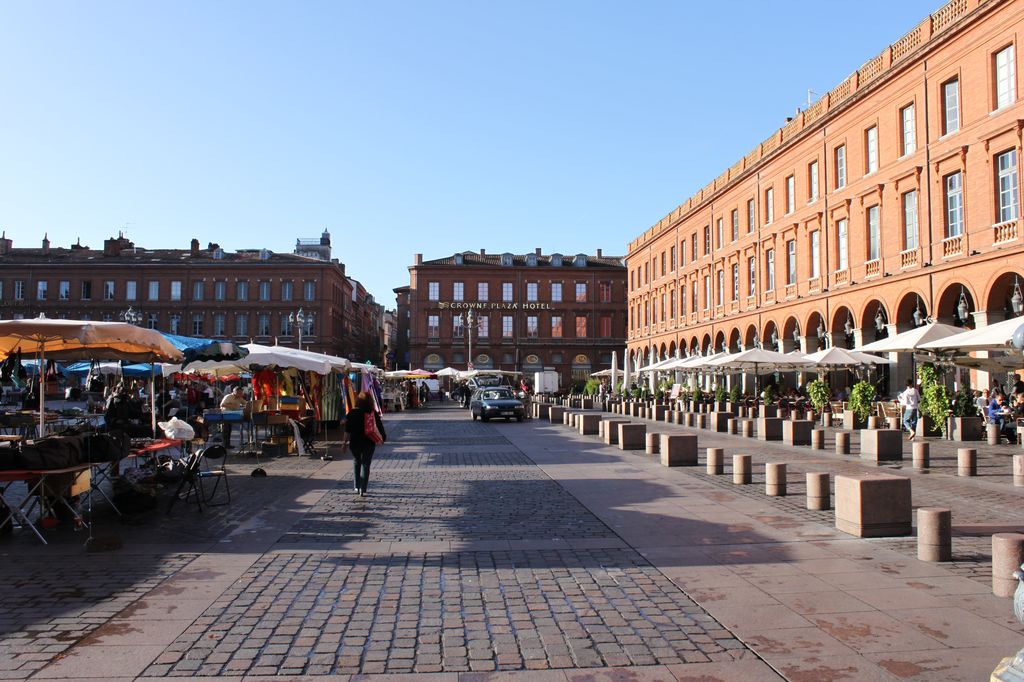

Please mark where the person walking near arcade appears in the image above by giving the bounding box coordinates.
[345,391,387,497]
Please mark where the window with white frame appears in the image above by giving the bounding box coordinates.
[691,233,697,260]
[551,316,562,338]
[427,314,440,338]
[996,45,1016,110]
[192,280,204,301]
[703,225,711,255]
[148,281,160,301]
[691,284,697,312]
[502,315,513,337]
[575,282,587,302]
[58,280,70,300]
[213,313,225,337]
[837,219,849,270]
[945,171,964,237]
[453,281,464,301]
[236,281,248,301]
[747,198,755,232]
[765,187,774,224]
[732,263,739,301]
[670,245,676,270]
[901,104,916,156]
[786,175,795,214]
[303,281,315,301]
[703,274,711,309]
[731,209,739,241]
[810,231,820,278]
[104,280,115,300]
[680,285,687,315]
[716,270,724,306]
[502,282,513,302]
[170,281,182,301]
[281,281,292,301]
[428,281,439,301]
[867,205,880,261]
[997,149,1019,223]
[37,280,47,300]
[600,281,611,302]
[257,314,270,336]
[786,239,797,285]
[214,281,225,301]
[716,218,723,248]
[942,78,960,135]
[191,314,203,336]
[809,160,819,201]
[147,313,158,330]
[477,314,489,337]
[453,315,464,338]
[126,280,137,301]
[14,280,24,301]
[835,145,847,188]
[235,313,248,337]
[80,280,92,300]
[865,126,878,174]
[550,282,561,302]
[525,315,538,338]
[903,190,919,250]
[526,282,538,301]
[748,257,756,296]
[478,282,488,301]
[766,250,775,291]
[258,280,270,301]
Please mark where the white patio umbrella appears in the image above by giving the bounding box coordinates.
[857,322,963,353]
[919,316,1024,352]
[622,350,631,390]
[803,346,891,368]
[435,367,461,378]
[610,351,618,394]
[708,347,813,398]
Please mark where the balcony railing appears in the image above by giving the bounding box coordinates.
[942,234,964,258]
[994,219,1019,244]
[900,249,918,269]
[785,284,797,299]
[865,259,881,277]
[834,269,850,286]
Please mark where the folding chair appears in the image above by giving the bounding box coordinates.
[167,449,206,515]
[197,444,230,507]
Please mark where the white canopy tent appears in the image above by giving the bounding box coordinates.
[918,316,1024,352]
[857,322,964,353]
[802,347,891,368]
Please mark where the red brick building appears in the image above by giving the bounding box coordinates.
[627,0,1024,394]
[405,249,626,387]
[0,232,384,362]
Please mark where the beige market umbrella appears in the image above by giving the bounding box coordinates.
[0,318,184,437]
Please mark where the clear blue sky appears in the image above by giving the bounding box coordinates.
[0,0,940,306]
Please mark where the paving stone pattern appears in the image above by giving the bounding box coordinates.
[145,549,748,677]
[0,553,196,676]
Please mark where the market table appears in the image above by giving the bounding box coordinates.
[0,463,93,544]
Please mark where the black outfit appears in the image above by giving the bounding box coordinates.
[344,407,386,495]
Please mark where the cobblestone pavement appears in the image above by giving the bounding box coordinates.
[146,415,756,677]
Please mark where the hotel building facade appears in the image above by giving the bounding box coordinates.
[404,249,626,387]
[627,0,1024,394]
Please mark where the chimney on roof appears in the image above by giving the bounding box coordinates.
[70,238,85,250]
[414,253,423,265]
[479,248,486,256]
[535,248,541,256]
[103,235,132,257]
[41,233,50,255]
[0,231,11,255]
[190,238,200,255]
[207,242,219,251]
[596,248,602,258]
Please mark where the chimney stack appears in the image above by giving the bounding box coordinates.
[596,248,603,258]
[0,231,11,255]
[41,233,50,255]
[190,238,200,255]
[479,248,486,256]
[414,253,423,265]
[535,247,542,256]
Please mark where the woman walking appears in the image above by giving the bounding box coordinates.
[345,391,387,497]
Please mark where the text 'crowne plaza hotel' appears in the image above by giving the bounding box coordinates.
[627,0,1024,396]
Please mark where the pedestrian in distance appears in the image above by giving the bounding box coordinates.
[345,391,387,497]
[898,379,920,440]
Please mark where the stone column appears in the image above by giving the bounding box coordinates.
[971,311,991,390]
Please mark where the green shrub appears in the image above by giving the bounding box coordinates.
[807,378,830,414]
[583,378,601,396]
[714,385,727,402]
[761,384,776,405]
[849,381,876,423]
[952,385,977,418]
[728,384,740,402]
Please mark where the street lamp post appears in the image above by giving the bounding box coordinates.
[289,308,305,350]
[465,309,475,371]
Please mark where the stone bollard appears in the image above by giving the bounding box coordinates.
[765,462,786,496]
[706,448,724,475]
[811,429,824,450]
[912,442,930,470]
[806,472,830,510]
[988,423,1001,446]
[835,430,851,455]
[957,448,977,477]
[992,533,1024,597]
[661,434,698,466]
[645,432,660,455]
[741,420,754,438]
[674,411,683,425]
[580,414,602,436]
[732,454,752,485]
[887,416,900,431]
[822,412,833,428]
[619,423,646,450]
[834,473,912,537]
[684,413,695,428]
[727,418,737,435]
[549,406,566,424]
[917,507,951,562]
[1015,455,1024,487]
[867,416,879,430]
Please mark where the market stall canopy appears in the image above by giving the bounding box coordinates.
[62,361,156,378]
[918,316,1024,352]
[385,369,435,379]
[166,343,348,376]
[435,367,461,378]
[707,348,813,374]
[160,333,249,368]
[0,318,183,362]
[636,357,680,373]
[802,347,890,368]
[457,369,522,380]
[857,322,963,353]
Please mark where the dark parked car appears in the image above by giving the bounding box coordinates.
[470,387,525,422]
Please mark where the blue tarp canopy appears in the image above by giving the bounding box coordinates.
[158,333,249,368]
[61,361,155,378]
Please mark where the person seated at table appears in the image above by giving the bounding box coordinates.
[104,385,150,437]
[988,392,1012,441]
[219,386,248,449]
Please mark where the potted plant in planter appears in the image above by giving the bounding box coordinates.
[807,378,830,425]
[915,364,946,438]
[713,385,727,411]
[949,385,983,441]
[846,380,875,430]
[760,384,777,418]
[727,384,741,414]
